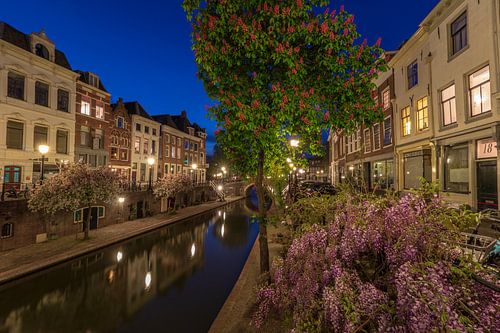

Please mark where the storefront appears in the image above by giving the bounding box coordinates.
[475,138,497,210]
[371,159,394,190]
[402,149,432,190]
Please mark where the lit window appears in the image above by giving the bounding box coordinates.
[81,99,90,115]
[441,85,457,126]
[407,61,418,89]
[382,89,390,110]
[417,97,429,131]
[451,12,467,56]
[96,104,104,119]
[469,66,491,116]
[111,147,118,160]
[401,107,411,136]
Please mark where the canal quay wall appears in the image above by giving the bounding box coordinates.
[0,182,246,252]
[0,196,246,285]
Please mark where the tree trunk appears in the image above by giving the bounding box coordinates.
[84,205,91,240]
[255,149,270,275]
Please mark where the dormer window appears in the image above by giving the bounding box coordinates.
[88,74,99,88]
[35,43,50,60]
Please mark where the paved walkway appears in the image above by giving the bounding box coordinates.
[0,197,243,285]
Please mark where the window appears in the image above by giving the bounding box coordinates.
[78,154,87,163]
[177,148,181,159]
[171,146,176,158]
[74,210,83,223]
[1,223,13,238]
[34,126,48,149]
[403,149,432,189]
[95,104,104,119]
[97,206,105,218]
[56,130,68,154]
[7,120,24,149]
[184,153,189,165]
[401,106,411,136]
[194,143,198,152]
[35,43,50,60]
[134,137,141,153]
[166,134,170,143]
[164,164,169,174]
[35,81,49,107]
[184,140,189,149]
[383,116,392,146]
[89,155,97,167]
[407,61,418,89]
[371,159,394,190]
[57,89,69,112]
[444,145,469,193]
[152,128,157,136]
[417,97,429,131]
[80,126,90,146]
[159,138,163,159]
[81,98,90,115]
[177,165,181,173]
[469,66,491,116]
[373,124,381,150]
[140,163,146,181]
[8,72,25,100]
[145,126,149,134]
[177,138,181,146]
[111,147,118,160]
[121,149,128,161]
[88,74,99,88]
[441,85,457,126]
[135,123,141,132]
[382,89,390,110]
[364,128,372,153]
[117,117,124,129]
[451,12,467,56]
[152,140,156,154]
[171,164,175,174]
[143,139,149,154]
[94,129,103,149]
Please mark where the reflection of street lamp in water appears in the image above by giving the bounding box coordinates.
[145,272,152,290]
[221,224,225,237]
[191,243,196,257]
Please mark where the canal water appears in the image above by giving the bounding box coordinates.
[0,200,259,333]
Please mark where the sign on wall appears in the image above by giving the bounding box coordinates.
[477,138,497,159]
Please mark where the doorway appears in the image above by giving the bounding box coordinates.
[82,207,99,231]
[477,160,498,211]
[3,166,22,191]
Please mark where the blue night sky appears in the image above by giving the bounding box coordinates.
[1,0,439,155]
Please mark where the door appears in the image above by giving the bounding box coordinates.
[3,166,22,191]
[477,161,498,211]
[82,207,99,231]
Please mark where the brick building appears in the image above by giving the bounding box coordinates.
[153,111,208,182]
[330,53,396,191]
[74,71,110,167]
[109,98,132,179]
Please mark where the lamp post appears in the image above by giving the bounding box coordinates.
[147,157,155,190]
[38,145,49,182]
[191,163,198,184]
[118,197,125,222]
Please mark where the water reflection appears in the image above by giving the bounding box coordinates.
[0,201,258,333]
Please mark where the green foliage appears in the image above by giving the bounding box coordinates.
[183,0,387,177]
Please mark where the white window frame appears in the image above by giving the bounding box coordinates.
[382,89,390,110]
[81,100,91,115]
[373,123,381,151]
[383,115,392,146]
[364,128,371,153]
[95,104,104,119]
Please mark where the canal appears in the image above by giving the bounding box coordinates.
[0,200,259,333]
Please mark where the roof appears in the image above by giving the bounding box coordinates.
[124,101,154,120]
[0,21,72,70]
[152,114,178,130]
[74,70,108,93]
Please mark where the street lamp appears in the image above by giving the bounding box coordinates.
[147,157,155,190]
[192,163,198,184]
[38,145,49,181]
[286,157,292,163]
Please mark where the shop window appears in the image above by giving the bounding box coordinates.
[371,160,394,190]
[444,145,469,193]
[403,149,432,189]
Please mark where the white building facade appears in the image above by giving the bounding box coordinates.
[0,24,78,190]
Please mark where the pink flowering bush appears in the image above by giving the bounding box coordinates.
[253,192,499,332]
[152,174,193,199]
